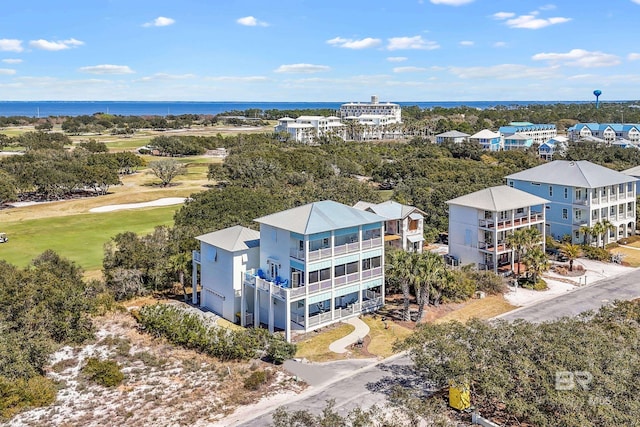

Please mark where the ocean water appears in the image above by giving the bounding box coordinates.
[0,100,595,118]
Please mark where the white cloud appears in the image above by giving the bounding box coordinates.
[0,68,16,75]
[540,4,557,10]
[492,12,515,19]
[326,37,381,49]
[79,64,135,74]
[0,39,23,52]
[393,66,427,73]
[448,64,560,80]
[430,0,474,5]
[2,58,22,64]
[274,63,331,74]
[628,53,640,61]
[206,76,268,82]
[143,16,175,27]
[138,73,196,81]
[459,40,474,46]
[387,56,408,62]
[387,36,439,51]
[29,38,84,51]
[632,0,640,4]
[236,16,268,27]
[493,41,508,48]
[494,11,571,29]
[532,49,620,68]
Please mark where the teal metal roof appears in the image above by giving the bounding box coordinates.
[255,200,386,235]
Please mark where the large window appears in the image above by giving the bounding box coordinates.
[346,261,359,274]
[309,267,331,283]
[562,208,568,220]
[363,228,381,240]
[362,256,382,270]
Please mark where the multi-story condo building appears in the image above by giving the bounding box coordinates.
[340,95,402,124]
[192,201,386,342]
[503,133,533,151]
[447,186,547,273]
[538,136,568,161]
[354,200,425,253]
[469,129,503,151]
[435,130,470,145]
[621,165,640,195]
[274,115,345,144]
[567,123,640,144]
[506,160,636,245]
[499,122,557,145]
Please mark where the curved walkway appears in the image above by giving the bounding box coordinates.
[328,316,370,354]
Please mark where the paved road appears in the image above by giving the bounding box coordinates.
[498,267,640,322]
[234,267,640,426]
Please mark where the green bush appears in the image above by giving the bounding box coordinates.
[243,370,271,390]
[266,336,297,365]
[81,358,124,387]
[0,375,57,420]
[582,245,610,261]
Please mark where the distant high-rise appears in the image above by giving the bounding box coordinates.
[339,95,402,123]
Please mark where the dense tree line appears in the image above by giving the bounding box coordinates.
[399,300,640,427]
[0,132,144,201]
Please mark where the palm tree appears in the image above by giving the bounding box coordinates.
[579,225,593,245]
[523,247,550,284]
[591,221,605,248]
[560,243,582,271]
[600,219,617,248]
[506,227,541,278]
[386,250,415,321]
[414,252,446,322]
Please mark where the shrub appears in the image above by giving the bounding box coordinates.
[266,336,297,364]
[469,270,507,295]
[243,370,272,390]
[0,375,57,420]
[582,246,610,261]
[81,358,124,387]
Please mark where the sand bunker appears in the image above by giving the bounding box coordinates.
[89,197,187,213]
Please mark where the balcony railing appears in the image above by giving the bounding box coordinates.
[479,213,543,229]
[479,241,507,252]
[308,247,332,261]
[573,220,588,226]
[334,242,360,256]
[361,267,383,280]
[574,199,589,206]
[361,237,382,250]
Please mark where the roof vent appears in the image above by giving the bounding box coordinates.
[569,161,575,166]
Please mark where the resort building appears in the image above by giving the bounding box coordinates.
[435,130,470,145]
[192,201,386,342]
[499,122,557,145]
[354,200,425,253]
[567,123,640,144]
[621,165,640,195]
[274,115,345,144]
[506,160,636,245]
[340,95,402,124]
[447,186,547,273]
[538,136,568,161]
[344,114,402,140]
[469,129,503,151]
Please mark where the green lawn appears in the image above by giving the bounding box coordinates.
[0,205,179,272]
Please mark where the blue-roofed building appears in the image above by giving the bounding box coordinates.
[538,136,568,161]
[567,123,640,143]
[499,122,557,145]
[193,200,386,342]
[506,161,636,245]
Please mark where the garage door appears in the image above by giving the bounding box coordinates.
[203,288,224,316]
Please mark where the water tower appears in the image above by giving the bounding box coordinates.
[593,90,602,109]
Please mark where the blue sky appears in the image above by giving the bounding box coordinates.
[1,0,640,102]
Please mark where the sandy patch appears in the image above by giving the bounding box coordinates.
[89,197,187,213]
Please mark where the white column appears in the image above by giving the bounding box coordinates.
[285,295,291,343]
[268,287,274,334]
[254,281,259,328]
[191,259,198,305]
[240,273,246,327]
